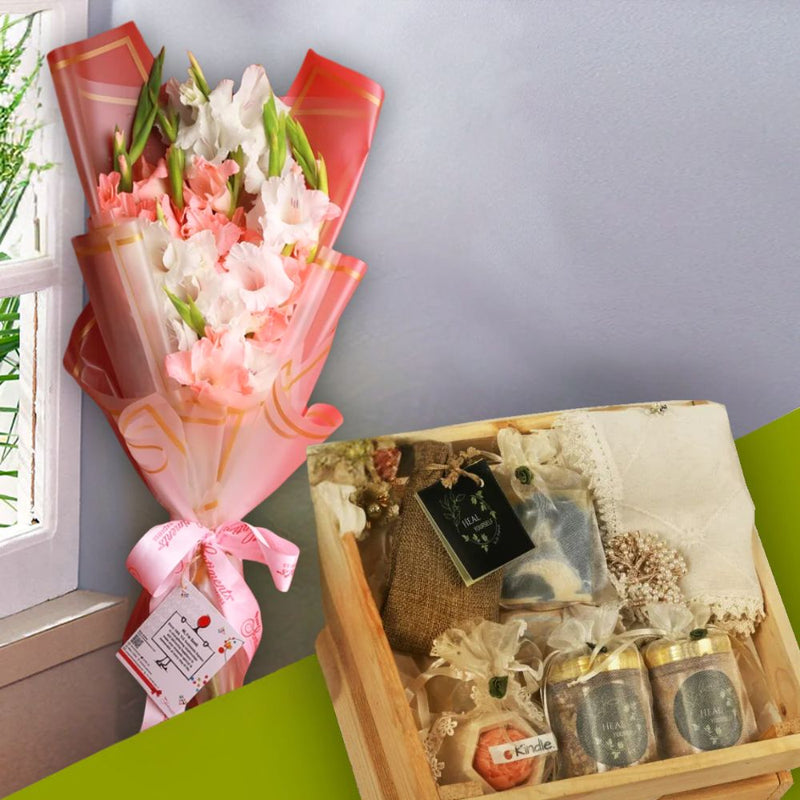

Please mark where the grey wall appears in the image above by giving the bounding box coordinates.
[81,1,800,678]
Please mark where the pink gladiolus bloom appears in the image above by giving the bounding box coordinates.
[185,156,238,214]
[165,327,254,406]
[250,307,291,348]
[97,170,139,223]
[133,158,169,201]
[96,161,169,225]
[182,205,243,259]
[97,170,121,211]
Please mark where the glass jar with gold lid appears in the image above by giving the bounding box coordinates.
[545,645,657,778]
[644,630,757,758]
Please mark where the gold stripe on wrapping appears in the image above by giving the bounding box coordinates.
[127,442,168,475]
[216,411,243,482]
[179,414,227,426]
[263,402,294,440]
[120,404,186,457]
[292,64,382,115]
[293,108,371,120]
[73,233,143,257]
[69,317,98,379]
[291,66,318,112]
[279,348,331,392]
[52,35,148,81]
[316,65,382,106]
[78,89,138,106]
[271,382,328,440]
[76,316,97,342]
[314,258,363,282]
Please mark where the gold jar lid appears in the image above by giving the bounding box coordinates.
[548,646,644,684]
[644,632,731,669]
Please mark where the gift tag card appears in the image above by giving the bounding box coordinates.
[416,460,535,585]
[489,732,558,764]
[117,583,244,718]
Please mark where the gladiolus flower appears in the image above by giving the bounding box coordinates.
[223,242,295,312]
[165,327,254,406]
[185,156,238,215]
[251,166,340,253]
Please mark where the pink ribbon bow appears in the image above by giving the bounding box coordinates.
[126,519,299,728]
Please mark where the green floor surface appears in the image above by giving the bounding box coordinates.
[9,653,359,800]
[737,408,800,798]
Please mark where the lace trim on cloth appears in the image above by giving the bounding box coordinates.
[422,714,458,780]
[692,593,765,637]
[554,404,764,636]
[554,411,621,539]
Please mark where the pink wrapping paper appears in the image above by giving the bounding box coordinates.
[50,21,383,721]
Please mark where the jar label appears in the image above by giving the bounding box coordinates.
[674,669,742,750]
[576,682,649,767]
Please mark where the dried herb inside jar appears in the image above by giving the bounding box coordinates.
[546,647,657,778]
[644,631,757,758]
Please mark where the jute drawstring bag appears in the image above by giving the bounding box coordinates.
[381,441,503,654]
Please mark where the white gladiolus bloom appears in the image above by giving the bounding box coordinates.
[159,230,248,340]
[142,219,172,273]
[251,166,340,253]
[162,230,220,300]
[223,241,295,312]
[244,338,280,393]
[168,317,199,352]
[174,65,289,195]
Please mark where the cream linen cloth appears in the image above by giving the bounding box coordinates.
[555,402,763,635]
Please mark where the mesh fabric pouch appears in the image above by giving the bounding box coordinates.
[493,428,611,608]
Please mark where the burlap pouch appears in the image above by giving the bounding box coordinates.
[381,440,503,654]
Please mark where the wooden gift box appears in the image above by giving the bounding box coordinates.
[308,401,800,800]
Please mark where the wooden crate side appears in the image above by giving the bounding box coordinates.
[307,401,712,455]
[660,771,790,800]
[313,492,439,800]
[317,626,389,800]
[768,771,794,800]
[752,533,800,722]
[491,736,800,800]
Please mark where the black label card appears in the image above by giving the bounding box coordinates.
[416,460,535,586]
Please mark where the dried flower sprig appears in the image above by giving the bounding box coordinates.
[605,530,687,620]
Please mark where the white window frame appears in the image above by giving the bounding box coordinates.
[0,0,86,617]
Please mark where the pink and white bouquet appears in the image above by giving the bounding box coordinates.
[49,22,382,726]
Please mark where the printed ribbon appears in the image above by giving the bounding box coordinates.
[126,519,299,728]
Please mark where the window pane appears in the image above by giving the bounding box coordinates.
[0,293,21,527]
[0,11,48,262]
